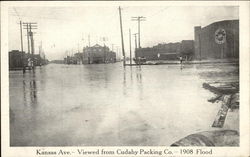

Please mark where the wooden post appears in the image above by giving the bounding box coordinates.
[26,23,30,54]
[118,6,125,66]
[133,33,138,60]
[129,29,132,65]
[19,21,25,73]
[199,33,201,61]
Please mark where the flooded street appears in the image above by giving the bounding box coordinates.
[9,63,239,146]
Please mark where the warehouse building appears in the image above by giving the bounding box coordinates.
[9,50,48,69]
[194,20,239,59]
[82,44,116,64]
[135,40,194,61]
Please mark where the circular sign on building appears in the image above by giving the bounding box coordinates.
[215,28,226,44]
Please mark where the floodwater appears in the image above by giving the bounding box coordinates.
[9,62,239,146]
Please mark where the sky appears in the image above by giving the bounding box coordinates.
[8,6,239,60]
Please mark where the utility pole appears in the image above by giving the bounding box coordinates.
[23,22,37,69]
[199,33,201,61]
[13,8,25,72]
[88,34,91,47]
[30,31,35,68]
[119,6,125,66]
[131,16,146,48]
[19,21,24,53]
[111,44,114,52]
[78,42,80,53]
[30,24,35,54]
[19,21,25,73]
[30,24,34,65]
[129,29,132,65]
[25,23,30,54]
[101,37,108,63]
[116,46,119,61]
[133,33,138,59]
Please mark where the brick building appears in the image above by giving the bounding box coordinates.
[9,50,25,69]
[82,44,116,64]
[194,20,239,59]
[9,50,48,69]
[135,40,194,61]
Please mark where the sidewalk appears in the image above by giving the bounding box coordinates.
[145,58,239,65]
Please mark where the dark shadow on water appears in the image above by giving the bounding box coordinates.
[23,70,38,108]
[136,66,143,100]
[10,69,40,146]
[123,66,127,96]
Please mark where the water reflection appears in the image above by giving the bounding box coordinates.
[9,63,239,146]
[123,67,127,96]
[136,66,142,84]
[31,71,37,106]
[23,70,38,107]
[136,66,143,101]
[22,79,27,106]
[130,66,133,84]
[122,66,143,100]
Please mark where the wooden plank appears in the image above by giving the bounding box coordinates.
[212,95,231,128]
[203,82,238,95]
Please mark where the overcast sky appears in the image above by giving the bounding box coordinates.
[8,6,239,60]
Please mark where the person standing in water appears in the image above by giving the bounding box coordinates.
[179,56,183,64]
[179,56,183,70]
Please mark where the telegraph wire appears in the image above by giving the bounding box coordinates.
[13,7,21,21]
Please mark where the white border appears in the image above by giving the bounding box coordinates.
[1,1,249,157]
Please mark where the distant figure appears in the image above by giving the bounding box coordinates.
[179,56,183,64]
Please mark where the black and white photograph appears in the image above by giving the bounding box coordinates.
[1,1,250,157]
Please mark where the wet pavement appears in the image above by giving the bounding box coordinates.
[9,62,239,146]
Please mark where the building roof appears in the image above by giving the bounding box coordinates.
[202,19,239,29]
[92,44,102,48]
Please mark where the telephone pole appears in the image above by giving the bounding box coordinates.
[19,21,25,73]
[23,22,37,69]
[77,42,80,53]
[133,33,138,59]
[131,16,146,48]
[111,44,114,52]
[25,23,30,54]
[101,37,108,63]
[118,6,125,66]
[129,29,132,65]
[88,34,91,47]
[116,46,120,61]
[19,21,24,53]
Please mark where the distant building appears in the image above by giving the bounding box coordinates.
[9,50,25,69]
[180,40,194,60]
[9,50,48,69]
[135,43,180,61]
[64,56,77,64]
[194,20,239,59]
[135,41,194,61]
[82,44,116,64]
[74,53,83,64]
[50,60,64,64]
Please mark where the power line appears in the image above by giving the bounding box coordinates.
[13,7,21,21]
[9,13,75,21]
[23,22,37,54]
[22,22,38,69]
